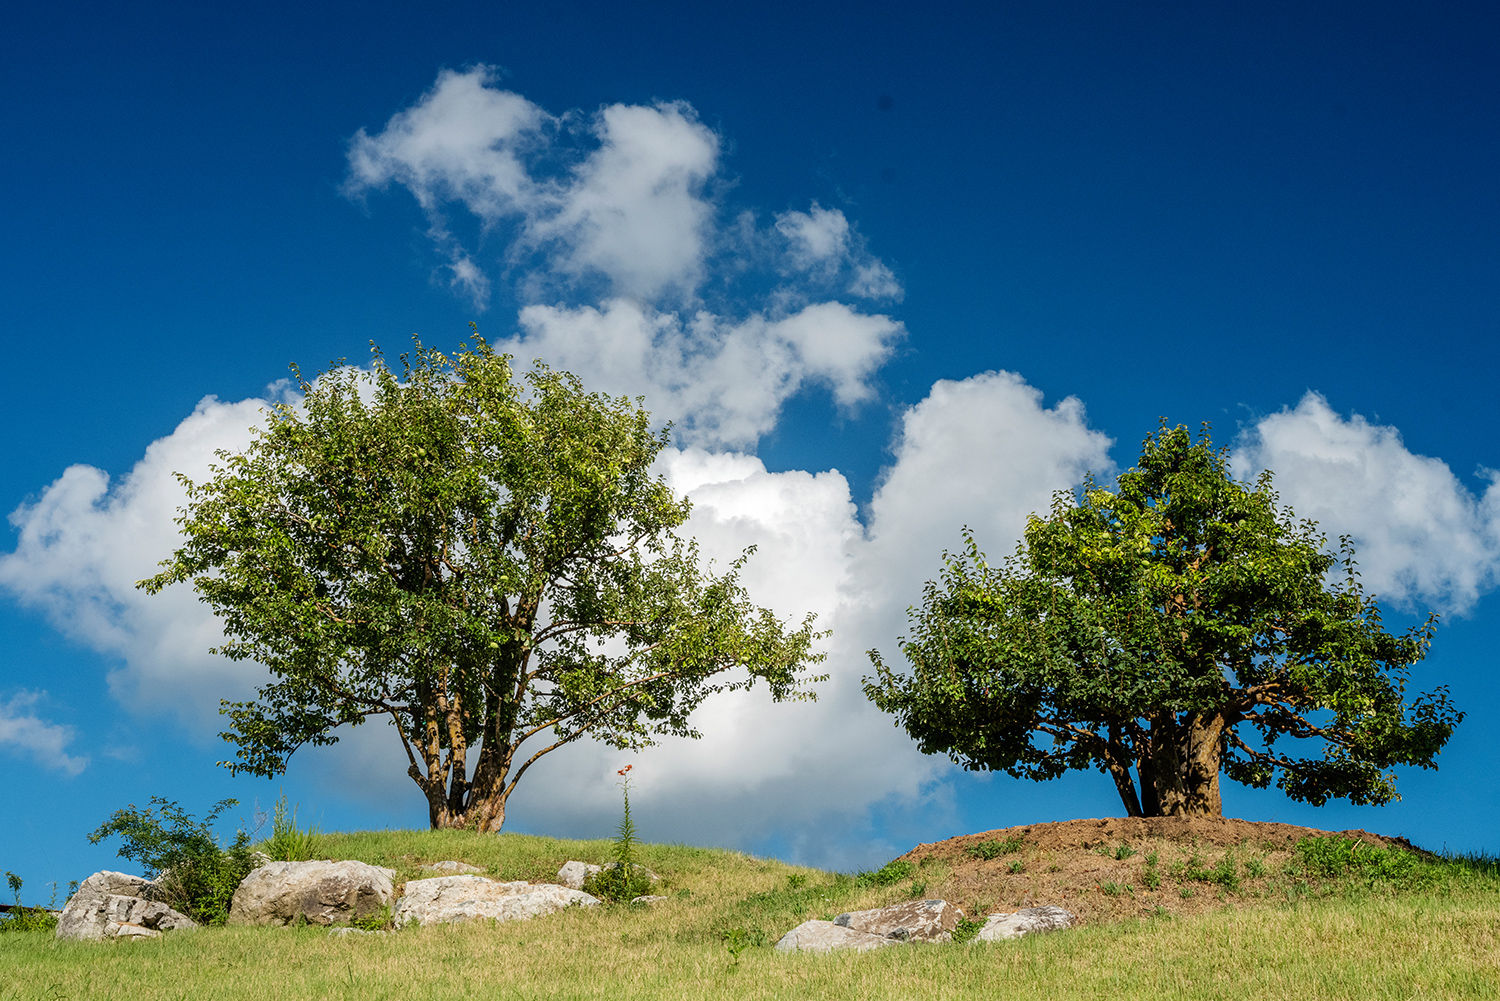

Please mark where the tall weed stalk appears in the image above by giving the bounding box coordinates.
[262,792,322,862]
[584,765,654,903]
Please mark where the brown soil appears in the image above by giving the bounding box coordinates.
[896,816,1424,927]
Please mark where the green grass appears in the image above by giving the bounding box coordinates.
[963,835,1025,861]
[2,830,1496,1000]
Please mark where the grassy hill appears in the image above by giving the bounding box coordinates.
[2,826,1497,1000]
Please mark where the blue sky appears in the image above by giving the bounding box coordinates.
[3,0,1499,897]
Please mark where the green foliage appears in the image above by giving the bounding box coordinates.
[88,797,255,924]
[854,860,915,888]
[350,905,391,932]
[964,836,1025,860]
[1178,850,1241,892]
[865,422,1463,818]
[0,874,58,934]
[1293,837,1428,888]
[1007,859,1025,874]
[583,766,656,903]
[1114,843,1138,860]
[139,338,826,832]
[260,792,321,862]
[720,927,767,964]
[951,915,985,944]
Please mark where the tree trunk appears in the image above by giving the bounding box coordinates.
[1146,711,1224,817]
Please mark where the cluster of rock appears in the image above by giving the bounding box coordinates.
[56,856,1071,953]
[56,858,644,942]
[774,900,1074,953]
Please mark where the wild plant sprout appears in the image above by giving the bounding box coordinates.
[584,765,654,903]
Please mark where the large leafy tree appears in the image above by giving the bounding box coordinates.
[142,338,824,832]
[864,424,1462,818]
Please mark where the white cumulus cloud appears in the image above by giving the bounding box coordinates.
[345,69,902,446]
[346,68,718,304]
[0,395,275,725]
[503,299,902,448]
[1235,392,1500,613]
[775,203,902,302]
[0,691,88,776]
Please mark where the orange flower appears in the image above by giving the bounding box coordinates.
[617,764,633,775]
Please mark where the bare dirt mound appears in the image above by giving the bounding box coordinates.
[895,816,1423,927]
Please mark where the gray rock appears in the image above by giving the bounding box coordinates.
[630,895,669,905]
[774,919,899,953]
[328,927,388,937]
[57,872,198,942]
[834,899,962,942]
[228,860,396,927]
[393,876,599,927]
[419,861,484,874]
[556,861,599,889]
[972,905,1075,942]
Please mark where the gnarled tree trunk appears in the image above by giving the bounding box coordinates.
[1113,711,1226,818]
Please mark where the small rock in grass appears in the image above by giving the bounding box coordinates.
[557,860,658,890]
[630,895,668,905]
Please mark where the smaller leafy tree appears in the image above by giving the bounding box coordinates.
[88,798,256,924]
[865,423,1464,818]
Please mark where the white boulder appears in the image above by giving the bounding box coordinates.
[228,860,396,927]
[394,876,599,927]
[972,905,1075,942]
[774,919,898,953]
[556,861,599,889]
[833,899,962,942]
[56,871,197,941]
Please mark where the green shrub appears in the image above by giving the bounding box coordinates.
[0,873,59,934]
[1179,850,1240,892]
[88,797,256,924]
[951,916,985,944]
[854,860,915,888]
